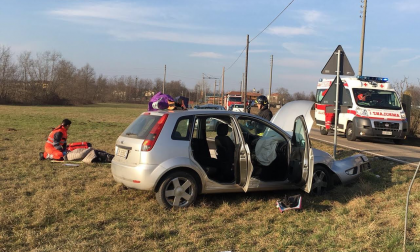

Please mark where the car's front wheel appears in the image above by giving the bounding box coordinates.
[156,171,198,208]
[311,165,332,195]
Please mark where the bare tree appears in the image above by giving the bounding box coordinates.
[75,63,96,104]
[292,91,307,101]
[394,77,409,100]
[275,87,292,105]
[0,46,16,103]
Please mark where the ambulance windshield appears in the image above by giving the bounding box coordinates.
[353,88,401,110]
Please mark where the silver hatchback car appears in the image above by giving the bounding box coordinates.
[111,101,369,208]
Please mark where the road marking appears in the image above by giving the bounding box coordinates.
[311,136,420,168]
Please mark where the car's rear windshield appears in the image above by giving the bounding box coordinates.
[122,115,161,139]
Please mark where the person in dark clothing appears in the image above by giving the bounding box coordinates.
[256,95,273,121]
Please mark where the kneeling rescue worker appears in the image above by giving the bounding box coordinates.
[256,95,273,121]
[40,119,71,160]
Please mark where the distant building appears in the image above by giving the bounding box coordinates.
[268,93,280,104]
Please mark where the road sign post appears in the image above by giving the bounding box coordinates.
[321,45,354,159]
[333,50,341,159]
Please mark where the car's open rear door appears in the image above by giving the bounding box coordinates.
[288,115,314,193]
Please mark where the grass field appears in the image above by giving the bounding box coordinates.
[1,103,419,251]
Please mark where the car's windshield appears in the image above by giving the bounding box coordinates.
[234,105,244,108]
[353,88,401,110]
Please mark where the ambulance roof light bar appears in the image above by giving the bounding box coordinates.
[356,75,388,83]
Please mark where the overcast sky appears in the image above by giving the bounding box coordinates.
[1,0,419,94]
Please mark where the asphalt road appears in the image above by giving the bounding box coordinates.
[310,127,420,167]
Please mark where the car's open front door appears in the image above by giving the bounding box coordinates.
[288,115,314,193]
[233,118,253,192]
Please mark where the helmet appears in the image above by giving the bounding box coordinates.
[256,95,268,105]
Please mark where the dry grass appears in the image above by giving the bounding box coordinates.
[0,104,419,251]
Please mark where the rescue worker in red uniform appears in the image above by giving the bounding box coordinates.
[40,119,71,160]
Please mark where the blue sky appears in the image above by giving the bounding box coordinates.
[1,0,419,94]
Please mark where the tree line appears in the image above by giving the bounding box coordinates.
[0,45,320,106]
[0,46,196,105]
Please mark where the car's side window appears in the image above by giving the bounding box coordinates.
[293,118,306,148]
[171,116,193,141]
[237,117,267,137]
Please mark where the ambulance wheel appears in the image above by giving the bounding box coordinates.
[393,139,404,145]
[346,122,357,141]
[320,127,328,135]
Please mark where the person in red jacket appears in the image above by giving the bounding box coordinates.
[40,119,71,160]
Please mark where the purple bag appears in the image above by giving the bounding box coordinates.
[148,92,175,111]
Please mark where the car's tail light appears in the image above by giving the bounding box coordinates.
[141,114,168,151]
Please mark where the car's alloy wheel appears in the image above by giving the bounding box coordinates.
[346,122,357,141]
[311,166,332,195]
[156,171,198,208]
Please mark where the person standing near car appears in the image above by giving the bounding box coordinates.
[40,119,71,160]
[256,95,273,121]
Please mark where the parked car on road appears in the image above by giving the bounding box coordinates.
[111,101,370,208]
[230,104,245,112]
[193,104,226,110]
[193,104,226,130]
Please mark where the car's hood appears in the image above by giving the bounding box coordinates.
[271,100,314,136]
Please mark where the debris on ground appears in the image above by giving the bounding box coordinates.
[276,194,302,213]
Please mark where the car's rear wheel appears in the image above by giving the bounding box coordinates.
[311,165,332,195]
[156,171,198,208]
[346,122,357,141]
[320,126,328,135]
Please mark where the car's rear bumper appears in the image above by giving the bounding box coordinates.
[111,161,158,190]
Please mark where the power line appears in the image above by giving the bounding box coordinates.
[225,46,247,72]
[223,0,296,72]
[250,0,295,43]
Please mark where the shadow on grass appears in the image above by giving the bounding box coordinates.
[192,157,403,213]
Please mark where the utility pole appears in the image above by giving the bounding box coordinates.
[222,67,225,107]
[269,55,273,107]
[218,79,221,105]
[213,80,217,104]
[242,73,245,102]
[202,73,204,104]
[163,65,166,93]
[244,34,249,112]
[202,74,219,104]
[358,0,367,76]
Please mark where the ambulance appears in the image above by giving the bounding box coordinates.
[314,76,408,144]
